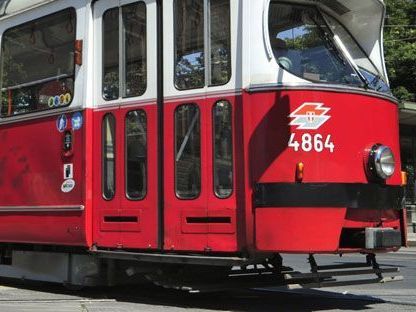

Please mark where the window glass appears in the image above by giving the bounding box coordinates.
[213,101,232,198]
[0,8,76,117]
[126,110,147,200]
[174,0,205,90]
[324,14,390,93]
[268,3,363,87]
[103,3,147,100]
[103,114,116,200]
[210,0,231,86]
[175,104,201,199]
[103,8,119,100]
[122,2,147,97]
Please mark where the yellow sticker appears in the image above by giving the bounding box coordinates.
[59,94,65,105]
[64,93,72,105]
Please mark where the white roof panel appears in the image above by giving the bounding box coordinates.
[0,0,54,18]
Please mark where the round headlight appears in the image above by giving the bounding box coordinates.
[369,145,395,179]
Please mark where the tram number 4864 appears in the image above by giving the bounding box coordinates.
[288,133,335,153]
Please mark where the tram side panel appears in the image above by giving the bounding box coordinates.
[0,115,88,246]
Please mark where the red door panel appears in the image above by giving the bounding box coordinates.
[119,103,158,249]
[92,108,121,248]
[163,99,209,251]
[206,95,238,252]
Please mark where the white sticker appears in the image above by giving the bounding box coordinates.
[64,164,73,179]
[61,179,75,193]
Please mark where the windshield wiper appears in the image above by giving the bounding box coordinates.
[311,12,370,89]
[332,35,370,89]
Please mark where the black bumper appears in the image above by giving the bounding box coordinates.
[254,183,404,210]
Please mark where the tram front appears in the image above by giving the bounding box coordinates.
[245,0,406,254]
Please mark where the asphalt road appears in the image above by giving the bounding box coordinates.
[0,248,414,312]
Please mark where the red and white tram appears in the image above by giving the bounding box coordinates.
[0,0,407,289]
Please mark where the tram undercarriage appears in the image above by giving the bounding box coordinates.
[0,247,403,292]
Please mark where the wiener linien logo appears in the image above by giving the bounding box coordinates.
[289,102,331,130]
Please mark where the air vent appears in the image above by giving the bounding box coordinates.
[186,217,231,224]
[104,216,138,223]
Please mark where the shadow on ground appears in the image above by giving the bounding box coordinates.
[0,277,386,311]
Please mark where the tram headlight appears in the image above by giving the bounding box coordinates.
[368,144,395,180]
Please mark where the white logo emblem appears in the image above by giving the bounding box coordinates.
[289,103,331,130]
[61,179,75,193]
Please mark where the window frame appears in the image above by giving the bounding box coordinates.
[0,7,77,118]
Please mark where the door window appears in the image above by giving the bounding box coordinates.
[125,110,147,200]
[174,0,231,90]
[175,104,201,199]
[213,101,233,198]
[103,113,116,200]
[102,2,147,100]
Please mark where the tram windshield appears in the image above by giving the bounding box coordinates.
[268,3,390,93]
[0,8,76,117]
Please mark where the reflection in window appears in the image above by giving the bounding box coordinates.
[324,14,390,93]
[122,3,147,97]
[175,0,205,90]
[103,114,116,200]
[210,0,231,86]
[103,2,147,100]
[0,9,76,117]
[175,104,201,199]
[103,8,119,100]
[213,101,233,198]
[126,110,147,200]
[268,3,362,87]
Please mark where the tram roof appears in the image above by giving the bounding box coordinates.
[0,0,55,18]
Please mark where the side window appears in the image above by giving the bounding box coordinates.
[174,0,205,90]
[209,0,231,86]
[174,0,231,90]
[213,101,233,198]
[103,8,119,100]
[102,2,147,100]
[0,8,76,117]
[126,110,147,200]
[103,114,116,200]
[175,104,201,199]
[123,3,147,97]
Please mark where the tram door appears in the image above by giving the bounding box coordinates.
[163,0,238,252]
[92,0,159,249]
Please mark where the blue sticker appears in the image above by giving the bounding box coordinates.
[57,114,67,132]
[54,95,60,107]
[71,112,83,130]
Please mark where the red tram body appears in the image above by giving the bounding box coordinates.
[0,0,406,289]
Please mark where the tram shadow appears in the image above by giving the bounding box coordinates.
[248,92,292,185]
[0,277,386,311]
